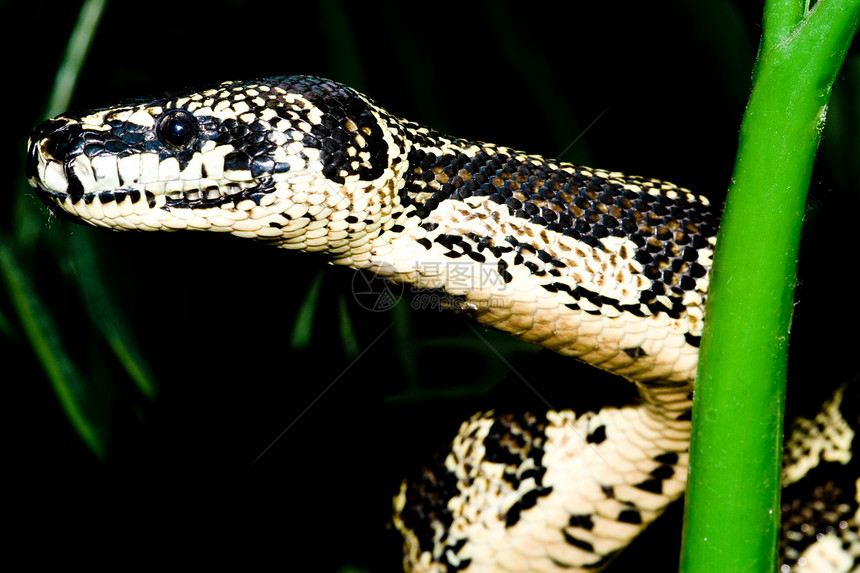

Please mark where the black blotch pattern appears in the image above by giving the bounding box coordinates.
[484,413,548,490]
[586,425,607,444]
[397,451,459,554]
[505,486,554,528]
[214,115,282,179]
[398,138,718,322]
[563,531,595,553]
[654,452,679,466]
[276,76,390,184]
[650,465,675,480]
[634,478,664,494]
[623,346,646,359]
[568,514,595,530]
[779,379,859,567]
[676,410,693,422]
[479,413,556,529]
[497,259,513,284]
[779,459,860,567]
[617,509,643,524]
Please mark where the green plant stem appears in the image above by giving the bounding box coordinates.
[679,0,860,571]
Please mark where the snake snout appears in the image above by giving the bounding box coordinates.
[26,118,85,196]
[27,118,82,164]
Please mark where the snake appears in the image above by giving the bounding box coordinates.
[25,75,858,572]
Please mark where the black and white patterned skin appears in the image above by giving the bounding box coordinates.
[25,76,858,572]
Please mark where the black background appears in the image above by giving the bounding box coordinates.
[3,1,857,570]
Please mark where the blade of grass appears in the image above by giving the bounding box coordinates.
[70,232,158,399]
[679,0,860,571]
[16,0,108,243]
[290,270,325,350]
[0,236,108,458]
[45,0,107,118]
[337,294,360,358]
[10,0,156,457]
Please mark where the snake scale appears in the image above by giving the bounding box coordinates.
[25,76,858,572]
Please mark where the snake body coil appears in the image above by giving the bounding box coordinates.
[26,76,858,572]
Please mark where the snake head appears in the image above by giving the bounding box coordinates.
[25,76,407,250]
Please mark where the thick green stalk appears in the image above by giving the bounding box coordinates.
[679,1,860,571]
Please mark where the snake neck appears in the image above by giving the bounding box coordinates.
[322,115,715,397]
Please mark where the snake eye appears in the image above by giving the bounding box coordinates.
[157,109,199,151]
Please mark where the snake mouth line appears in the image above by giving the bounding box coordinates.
[34,176,280,217]
[32,174,294,237]
[33,185,157,224]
